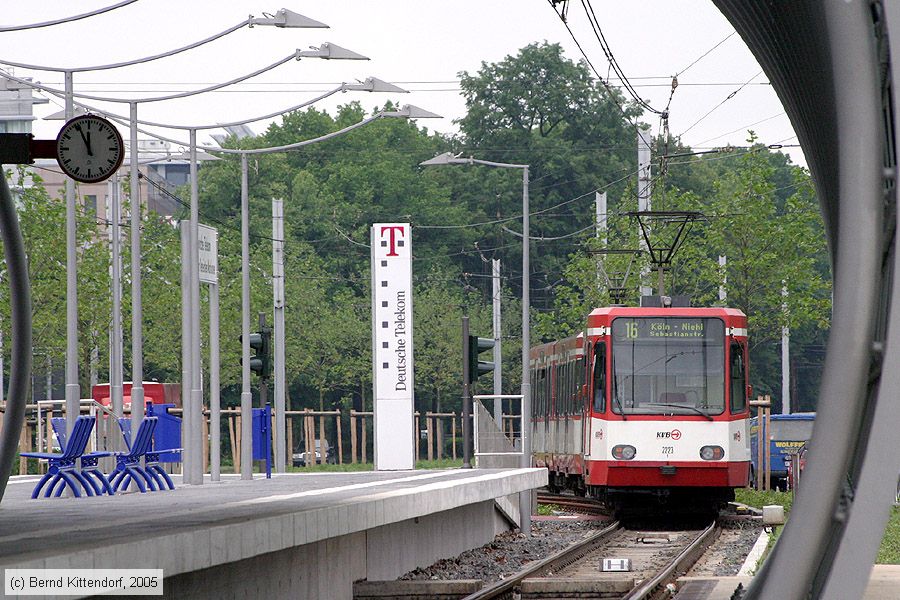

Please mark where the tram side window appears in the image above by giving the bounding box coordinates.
[730,342,747,413]
[593,342,607,412]
[576,357,585,412]
[554,365,562,416]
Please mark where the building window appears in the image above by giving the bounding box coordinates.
[84,194,97,216]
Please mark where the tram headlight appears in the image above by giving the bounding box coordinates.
[700,445,725,461]
[612,445,636,460]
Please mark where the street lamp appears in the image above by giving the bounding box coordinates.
[419,151,532,535]
[41,79,420,480]
[229,103,440,479]
[0,7,330,442]
[5,43,378,484]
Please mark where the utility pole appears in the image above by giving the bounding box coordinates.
[596,191,607,293]
[782,284,790,414]
[637,127,653,297]
[492,259,502,425]
[718,255,728,303]
[273,198,286,472]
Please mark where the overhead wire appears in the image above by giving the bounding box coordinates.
[678,70,764,137]
[546,0,638,128]
[580,0,663,115]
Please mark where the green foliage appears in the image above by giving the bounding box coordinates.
[6,40,831,433]
[734,487,794,514]
[877,507,900,564]
[734,490,900,565]
[537,503,561,516]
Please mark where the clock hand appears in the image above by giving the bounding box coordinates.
[77,126,93,156]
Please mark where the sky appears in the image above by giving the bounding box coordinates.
[2,0,804,167]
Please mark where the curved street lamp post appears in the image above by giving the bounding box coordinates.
[420,152,532,535]
[0,7,328,446]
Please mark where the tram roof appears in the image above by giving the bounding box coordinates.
[587,306,747,320]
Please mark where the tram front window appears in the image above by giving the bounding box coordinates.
[611,317,725,416]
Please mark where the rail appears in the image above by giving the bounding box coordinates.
[460,519,621,600]
[621,520,720,600]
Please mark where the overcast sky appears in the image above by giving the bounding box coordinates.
[2,0,804,166]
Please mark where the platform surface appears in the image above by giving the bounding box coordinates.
[0,468,545,577]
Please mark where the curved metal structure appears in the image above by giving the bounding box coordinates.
[0,175,33,503]
[712,1,898,598]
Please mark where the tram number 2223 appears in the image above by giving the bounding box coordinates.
[662,446,674,455]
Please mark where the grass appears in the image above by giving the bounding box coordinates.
[537,503,560,516]
[735,488,900,565]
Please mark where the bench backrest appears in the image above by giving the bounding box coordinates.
[61,416,95,459]
[50,417,67,450]
[125,417,158,459]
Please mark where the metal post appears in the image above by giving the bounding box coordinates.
[596,191,607,292]
[273,198,286,473]
[718,255,727,303]
[637,127,653,298]
[64,69,80,437]
[210,281,220,482]
[782,284,790,414]
[491,259,502,425]
[129,101,145,433]
[188,128,203,485]
[180,221,192,480]
[461,316,472,469]
[258,312,270,474]
[110,176,124,420]
[520,166,532,536]
[240,154,252,480]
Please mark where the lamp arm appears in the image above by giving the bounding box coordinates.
[0,20,248,73]
[0,0,138,32]
[0,53,295,105]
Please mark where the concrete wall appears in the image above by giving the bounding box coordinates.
[164,500,499,599]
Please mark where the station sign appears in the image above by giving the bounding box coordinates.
[198,224,218,285]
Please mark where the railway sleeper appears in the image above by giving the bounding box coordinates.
[520,576,634,598]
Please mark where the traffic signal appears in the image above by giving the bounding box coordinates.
[241,329,271,378]
[467,335,495,383]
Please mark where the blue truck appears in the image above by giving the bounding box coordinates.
[749,412,815,490]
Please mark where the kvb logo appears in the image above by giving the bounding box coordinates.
[380,225,406,257]
[657,429,683,440]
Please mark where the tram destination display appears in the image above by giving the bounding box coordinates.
[612,317,724,341]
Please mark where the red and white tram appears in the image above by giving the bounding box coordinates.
[531,306,751,514]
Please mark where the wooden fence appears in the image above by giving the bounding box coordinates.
[6,404,465,474]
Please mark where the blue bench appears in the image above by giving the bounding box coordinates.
[22,415,113,498]
[50,417,114,496]
[110,417,162,493]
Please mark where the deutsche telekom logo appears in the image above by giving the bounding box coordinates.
[381,225,405,257]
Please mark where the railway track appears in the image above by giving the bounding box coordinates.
[536,491,609,516]
[461,520,720,600]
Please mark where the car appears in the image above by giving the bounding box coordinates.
[292,440,335,467]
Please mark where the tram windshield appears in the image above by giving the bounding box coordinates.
[611,317,725,416]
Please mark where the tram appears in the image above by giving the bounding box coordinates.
[531,304,751,515]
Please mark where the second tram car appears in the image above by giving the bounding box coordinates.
[531,305,751,515]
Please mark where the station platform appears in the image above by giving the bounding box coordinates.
[0,467,546,599]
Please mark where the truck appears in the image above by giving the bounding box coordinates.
[749,411,815,490]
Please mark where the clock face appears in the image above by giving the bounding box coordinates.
[56,115,125,184]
